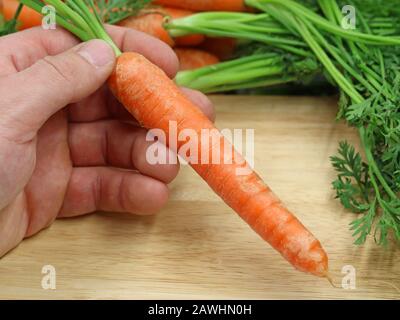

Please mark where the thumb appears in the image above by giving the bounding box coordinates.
[0,39,115,139]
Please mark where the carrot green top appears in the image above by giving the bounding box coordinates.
[19,0,122,56]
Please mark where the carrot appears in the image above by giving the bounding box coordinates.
[118,7,204,47]
[2,0,42,30]
[20,0,329,277]
[175,48,219,71]
[109,52,329,277]
[119,10,174,46]
[153,0,247,12]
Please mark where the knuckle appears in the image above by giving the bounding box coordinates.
[38,55,76,98]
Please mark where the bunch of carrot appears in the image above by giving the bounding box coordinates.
[13,0,330,278]
[0,0,223,70]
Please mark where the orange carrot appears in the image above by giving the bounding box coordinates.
[109,52,329,277]
[118,7,204,47]
[119,10,174,46]
[175,48,219,71]
[154,0,247,12]
[2,0,42,30]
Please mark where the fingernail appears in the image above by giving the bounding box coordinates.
[78,40,115,68]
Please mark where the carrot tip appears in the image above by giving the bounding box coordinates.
[325,272,340,289]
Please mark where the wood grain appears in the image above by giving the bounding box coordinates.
[0,95,399,299]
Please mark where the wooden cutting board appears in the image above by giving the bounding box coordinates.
[0,95,399,299]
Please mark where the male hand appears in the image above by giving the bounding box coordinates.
[0,26,215,257]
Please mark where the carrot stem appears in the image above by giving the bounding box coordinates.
[18,0,122,55]
[165,12,311,57]
[247,0,400,45]
[175,52,319,93]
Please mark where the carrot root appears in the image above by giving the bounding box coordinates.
[108,52,329,277]
[175,48,220,71]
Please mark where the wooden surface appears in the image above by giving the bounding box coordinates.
[0,95,399,300]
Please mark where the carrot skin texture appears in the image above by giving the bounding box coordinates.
[154,0,247,12]
[108,52,329,277]
[175,48,220,70]
[2,0,42,30]
[118,7,204,47]
[119,11,175,46]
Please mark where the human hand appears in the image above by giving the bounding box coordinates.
[0,26,215,257]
